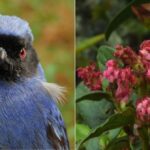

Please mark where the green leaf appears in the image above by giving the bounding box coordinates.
[76,83,90,100]
[105,0,135,40]
[102,78,109,92]
[76,83,114,128]
[77,99,114,128]
[105,0,150,40]
[97,46,115,71]
[76,138,101,150]
[85,138,101,150]
[99,134,110,149]
[106,136,130,150]
[107,128,122,140]
[76,124,90,142]
[77,34,105,53]
[76,91,112,103]
[77,107,135,150]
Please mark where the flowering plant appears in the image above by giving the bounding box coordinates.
[77,40,150,150]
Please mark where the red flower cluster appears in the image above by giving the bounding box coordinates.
[77,40,150,112]
[139,40,150,79]
[114,45,138,65]
[77,64,102,90]
[136,97,150,123]
[104,60,136,103]
[114,40,150,79]
[115,68,136,103]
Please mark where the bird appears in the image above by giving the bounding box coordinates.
[0,15,70,150]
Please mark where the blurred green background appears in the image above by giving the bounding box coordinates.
[0,0,74,149]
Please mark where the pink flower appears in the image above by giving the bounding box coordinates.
[139,40,150,62]
[140,48,150,61]
[136,97,150,123]
[104,60,136,103]
[139,40,150,79]
[77,64,102,90]
[140,40,150,50]
[146,69,150,79]
[115,68,136,103]
[117,68,136,85]
[115,84,131,103]
[114,45,138,65]
[106,59,118,68]
[103,60,119,83]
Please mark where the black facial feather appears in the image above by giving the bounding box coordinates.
[0,34,39,81]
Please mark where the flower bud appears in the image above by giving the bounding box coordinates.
[136,97,150,123]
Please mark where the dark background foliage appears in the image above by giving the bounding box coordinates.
[76,0,149,68]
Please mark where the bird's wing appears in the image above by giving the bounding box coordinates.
[37,64,69,149]
[38,90,70,150]
[46,107,70,150]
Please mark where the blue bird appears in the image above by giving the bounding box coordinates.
[0,15,69,150]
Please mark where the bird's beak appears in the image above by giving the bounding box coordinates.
[0,47,7,60]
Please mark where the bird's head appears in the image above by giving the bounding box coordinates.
[0,15,39,81]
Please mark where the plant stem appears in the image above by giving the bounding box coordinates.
[138,126,149,150]
[76,34,105,53]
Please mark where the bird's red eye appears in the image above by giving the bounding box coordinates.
[20,48,26,60]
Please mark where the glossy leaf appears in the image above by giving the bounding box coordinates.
[102,78,109,92]
[76,91,112,103]
[107,128,122,140]
[85,138,100,150]
[106,136,130,150]
[77,100,114,128]
[97,46,115,71]
[77,107,135,150]
[105,0,150,39]
[76,124,90,142]
[76,83,90,100]
[76,83,114,128]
